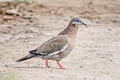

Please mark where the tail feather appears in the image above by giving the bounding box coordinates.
[16,53,37,62]
[16,49,47,62]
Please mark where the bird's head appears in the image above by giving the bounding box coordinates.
[59,17,87,35]
[70,17,87,27]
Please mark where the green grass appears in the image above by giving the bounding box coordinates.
[17,0,33,4]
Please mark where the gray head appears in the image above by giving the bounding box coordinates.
[70,17,87,27]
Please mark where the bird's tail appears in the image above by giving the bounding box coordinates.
[16,53,37,62]
[16,49,38,62]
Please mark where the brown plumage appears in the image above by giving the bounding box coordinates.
[16,17,87,69]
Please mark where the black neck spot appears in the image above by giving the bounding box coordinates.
[72,24,75,26]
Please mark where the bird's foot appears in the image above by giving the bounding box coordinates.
[57,61,65,69]
[45,59,49,68]
[46,65,50,68]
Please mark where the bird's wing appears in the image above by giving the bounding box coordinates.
[35,36,69,56]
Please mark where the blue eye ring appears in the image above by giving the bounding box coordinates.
[76,19,80,22]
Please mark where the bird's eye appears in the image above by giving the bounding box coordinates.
[76,19,80,22]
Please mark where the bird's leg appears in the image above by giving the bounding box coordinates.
[57,61,65,69]
[45,59,49,68]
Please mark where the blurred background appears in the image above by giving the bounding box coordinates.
[0,0,120,80]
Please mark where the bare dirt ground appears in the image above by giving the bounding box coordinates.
[0,0,120,80]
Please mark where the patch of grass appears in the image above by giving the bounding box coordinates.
[17,0,33,4]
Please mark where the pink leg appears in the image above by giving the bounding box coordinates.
[57,61,65,69]
[45,59,49,68]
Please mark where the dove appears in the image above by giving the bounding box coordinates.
[16,17,87,69]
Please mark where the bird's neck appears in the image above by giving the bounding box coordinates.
[58,24,78,39]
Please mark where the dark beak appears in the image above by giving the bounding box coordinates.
[82,22,87,26]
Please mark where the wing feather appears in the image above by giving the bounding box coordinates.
[36,35,68,56]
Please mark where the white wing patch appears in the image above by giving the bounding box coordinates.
[60,43,69,52]
[48,43,69,56]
